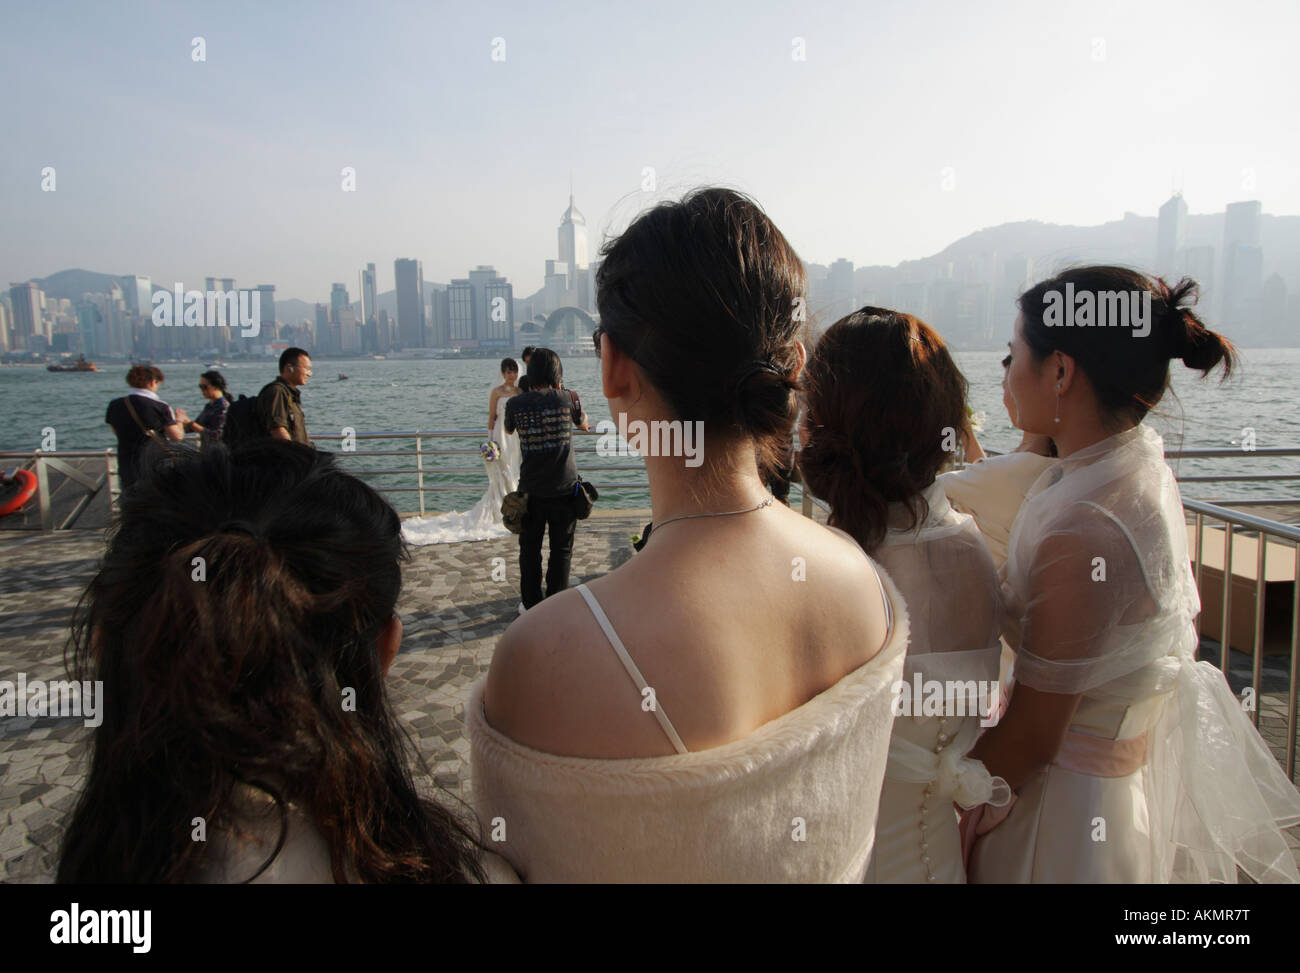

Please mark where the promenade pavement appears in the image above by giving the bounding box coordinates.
[2,507,1299,881]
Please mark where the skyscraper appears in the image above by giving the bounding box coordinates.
[256,285,276,341]
[8,282,44,350]
[360,263,378,326]
[429,291,450,348]
[314,303,329,352]
[117,275,153,318]
[330,283,350,325]
[828,258,855,322]
[1156,194,1187,277]
[557,194,588,299]
[448,279,475,346]
[1222,201,1263,339]
[394,258,425,349]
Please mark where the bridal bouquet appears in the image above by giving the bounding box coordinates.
[480,441,501,463]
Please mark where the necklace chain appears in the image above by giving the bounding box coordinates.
[650,494,776,537]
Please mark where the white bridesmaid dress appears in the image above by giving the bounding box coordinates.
[403,390,522,545]
[859,481,1009,883]
[969,423,1300,883]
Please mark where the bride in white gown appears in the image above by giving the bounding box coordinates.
[403,364,522,545]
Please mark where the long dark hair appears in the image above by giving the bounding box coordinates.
[58,440,485,883]
[799,307,969,551]
[200,369,232,401]
[1018,266,1237,427]
[595,187,806,486]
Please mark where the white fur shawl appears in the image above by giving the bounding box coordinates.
[468,567,910,883]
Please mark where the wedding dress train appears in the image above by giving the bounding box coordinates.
[402,391,522,545]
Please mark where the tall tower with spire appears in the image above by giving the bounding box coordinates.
[557,188,588,299]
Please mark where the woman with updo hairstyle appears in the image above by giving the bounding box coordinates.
[799,308,1008,883]
[470,187,908,882]
[965,265,1300,883]
[57,440,514,883]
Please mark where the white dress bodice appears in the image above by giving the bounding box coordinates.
[864,481,1007,884]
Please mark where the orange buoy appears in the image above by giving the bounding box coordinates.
[0,468,37,517]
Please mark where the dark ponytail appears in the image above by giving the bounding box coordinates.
[1156,276,1236,376]
[1019,266,1237,426]
[59,440,486,883]
[596,187,806,485]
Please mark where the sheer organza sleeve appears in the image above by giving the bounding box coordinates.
[1011,503,1166,694]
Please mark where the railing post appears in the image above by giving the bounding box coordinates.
[1289,542,1299,782]
[1221,525,1234,674]
[34,453,53,533]
[106,449,116,509]
[1251,532,1267,728]
[415,432,425,517]
[1192,513,1203,620]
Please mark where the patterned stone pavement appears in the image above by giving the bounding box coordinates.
[0,510,650,882]
[2,506,1299,881]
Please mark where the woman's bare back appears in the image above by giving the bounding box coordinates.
[485,503,893,758]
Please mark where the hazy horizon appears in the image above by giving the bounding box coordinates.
[4,0,1298,301]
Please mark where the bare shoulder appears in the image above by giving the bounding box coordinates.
[483,586,661,757]
[784,512,892,659]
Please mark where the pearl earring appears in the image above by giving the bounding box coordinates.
[1054,383,1062,424]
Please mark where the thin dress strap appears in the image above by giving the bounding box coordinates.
[575,583,689,754]
[824,525,895,646]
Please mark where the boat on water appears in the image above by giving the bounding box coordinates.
[338,372,349,381]
[46,356,99,373]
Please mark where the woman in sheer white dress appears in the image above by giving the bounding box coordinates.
[966,266,1300,883]
[941,350,1057,573]
[799,308,1008,884]
[403,359,522,545]
[941,351,1058,699]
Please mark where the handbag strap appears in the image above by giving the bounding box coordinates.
[123,394,162,440]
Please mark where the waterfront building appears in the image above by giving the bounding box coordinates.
[394,258,426,349]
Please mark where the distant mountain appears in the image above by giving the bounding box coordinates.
[884,212,1300,286]
[30,268,130,302]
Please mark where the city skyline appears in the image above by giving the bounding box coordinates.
[8,185,1298,358]
[3,1,1299,302]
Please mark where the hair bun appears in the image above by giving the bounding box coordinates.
[733,360,796,436]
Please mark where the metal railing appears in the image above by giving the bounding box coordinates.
[2,431,1298,779]
[799,488,1300,782]
[4,433,1299,525]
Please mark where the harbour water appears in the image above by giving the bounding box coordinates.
[3,348,1298,513]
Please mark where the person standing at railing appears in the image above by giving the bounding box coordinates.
[941,352,1057,573]
[504,348,588,613]
[104,364,187,491]
[965,266,1300,883]
[488,357,523,494]
[257,347,312,446]
[183,370,232,447]
[401,358,525,545]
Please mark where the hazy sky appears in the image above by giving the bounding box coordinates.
[3,0,1297,302]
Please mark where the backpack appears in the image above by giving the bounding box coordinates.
[222,395,263,447]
